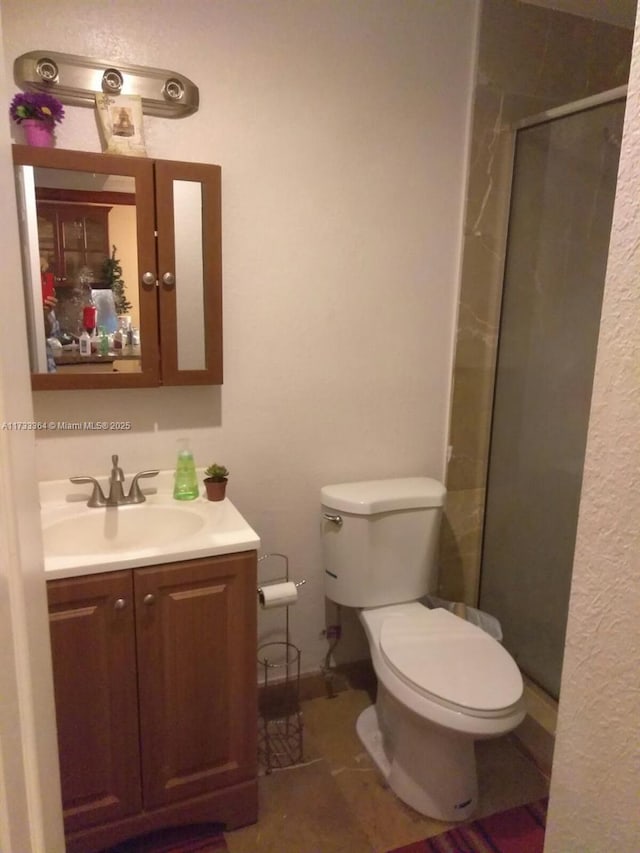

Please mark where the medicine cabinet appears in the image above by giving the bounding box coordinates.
[13,145,222,390]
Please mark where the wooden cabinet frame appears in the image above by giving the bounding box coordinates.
[13,145,222,391]
[47,552,257,853]
[155,159,223,386]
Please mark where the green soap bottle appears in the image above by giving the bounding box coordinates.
[173,440,199,500]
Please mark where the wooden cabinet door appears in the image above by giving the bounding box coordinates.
[47,571,142,834]
[36,205,62,283]
[135,552,257,808]
[154,159,223,386]
[36,203,111,285]
[56,204,111,283]
[14,145,162,391]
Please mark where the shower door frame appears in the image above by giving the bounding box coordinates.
[477,85,627,698]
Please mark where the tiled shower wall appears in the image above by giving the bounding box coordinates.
[438,0,633,604]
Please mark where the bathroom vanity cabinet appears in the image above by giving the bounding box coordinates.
[46,551,257,853]
[13,145,222,390]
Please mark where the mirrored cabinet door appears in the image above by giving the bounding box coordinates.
[13,146,222,391]
[155,160,222,386]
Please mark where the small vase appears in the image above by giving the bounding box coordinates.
[22,119,54,148]
[204,478,227,501]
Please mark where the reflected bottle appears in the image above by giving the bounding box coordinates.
[82,286,97,339]
[79,329,91,357]
[98,326,109,356]
[173,440,199,501]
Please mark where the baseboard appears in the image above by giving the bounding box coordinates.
[258,658,376,708]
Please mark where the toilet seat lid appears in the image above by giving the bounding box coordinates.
[379,607,522,712]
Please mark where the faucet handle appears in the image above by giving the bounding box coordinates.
[128,470,160,504]
[111,454,125,482]
[70,476,107,507]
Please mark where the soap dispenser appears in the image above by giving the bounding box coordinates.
[173,439,199,501]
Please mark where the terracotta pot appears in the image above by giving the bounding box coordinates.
[204,478,227,501]
[22,119,54,148]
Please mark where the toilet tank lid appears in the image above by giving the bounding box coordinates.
[321,477,445,515]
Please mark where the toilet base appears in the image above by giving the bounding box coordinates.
[356,690,478,822]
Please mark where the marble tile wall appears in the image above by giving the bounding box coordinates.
[438,0,633,604]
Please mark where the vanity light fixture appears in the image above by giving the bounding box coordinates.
[14,50,199,118]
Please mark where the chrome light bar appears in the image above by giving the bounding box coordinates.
[14,50,199,118]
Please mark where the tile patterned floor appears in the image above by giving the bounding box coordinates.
[225,685,550,853]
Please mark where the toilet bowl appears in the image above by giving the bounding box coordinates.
[361,602,524,737]
[321,477,525,822]
[356,602,524,821]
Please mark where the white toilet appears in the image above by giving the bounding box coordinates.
[321,477,525,822]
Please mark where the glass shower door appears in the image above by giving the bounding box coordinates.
[479,99,625,699]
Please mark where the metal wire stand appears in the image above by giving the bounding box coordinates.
[257,553,304,773]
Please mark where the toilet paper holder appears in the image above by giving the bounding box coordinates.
[256,552,306,606]
[257,580,306,607]
[256,552,305,773]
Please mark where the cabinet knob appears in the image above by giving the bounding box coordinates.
[162,272,176,287]
[141,271,156,286]
[114,598,127,610]
[143,593,155,606]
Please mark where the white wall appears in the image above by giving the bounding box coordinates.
[0,7,64,849]
[544,16,640,853]
[2,0,478,669]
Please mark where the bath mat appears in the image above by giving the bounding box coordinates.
[101,823,228,853]
[387,797,548,853]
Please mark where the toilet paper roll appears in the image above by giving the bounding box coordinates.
[258,581,298,609]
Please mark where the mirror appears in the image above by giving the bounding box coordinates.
[153,158,222,386]
[173,180,206,371]
[16,165,142,376]
[13,146,222,390]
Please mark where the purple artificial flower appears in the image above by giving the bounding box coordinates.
[10,91,65,125]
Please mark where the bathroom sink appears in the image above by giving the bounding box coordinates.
[43,504,206,557]
[40,470,261,579]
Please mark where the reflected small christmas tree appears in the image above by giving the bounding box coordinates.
[102,245,132,316]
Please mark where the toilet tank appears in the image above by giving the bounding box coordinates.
[321,477,446,608]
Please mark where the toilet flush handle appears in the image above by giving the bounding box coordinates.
[323,512,343,527]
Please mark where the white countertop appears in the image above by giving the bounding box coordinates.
[40,470,261,580]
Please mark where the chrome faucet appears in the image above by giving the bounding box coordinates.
[71,455,159,507]
[108,454,126,504]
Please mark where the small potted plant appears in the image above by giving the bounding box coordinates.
[10,91,65,148]
[203,464,229,502]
